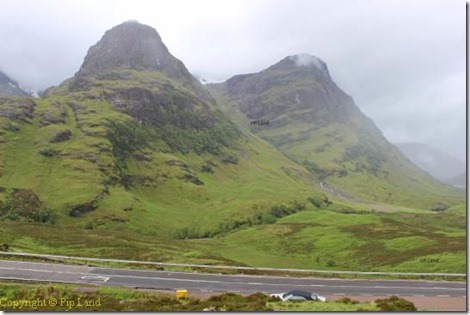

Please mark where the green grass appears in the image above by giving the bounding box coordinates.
[201,208,466,273]
[383,236,437,252]
[0,280,391,311]
[269,300,379,311]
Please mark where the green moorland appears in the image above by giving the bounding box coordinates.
[0,200,465,273]
[0,281,420,311]
[0,70,466,275]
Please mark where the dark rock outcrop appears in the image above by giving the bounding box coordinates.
[0,71,31,96]
[0,97,35,123]
[49,129,72,143]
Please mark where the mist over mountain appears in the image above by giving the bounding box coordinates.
[395,142,466,182]
[0,71,31,96]
[445,172,466,188]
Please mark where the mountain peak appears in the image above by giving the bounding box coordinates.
[75,21,176,77]
[273,54,331,79]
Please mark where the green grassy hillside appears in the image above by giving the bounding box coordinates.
[1,83,464,273]
[0,74,326,233]
[0,72,466,273]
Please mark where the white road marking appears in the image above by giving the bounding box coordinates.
[77,275,110,282]
[0,266,88,275]
[372,285,465,291]
[0,266,108,283]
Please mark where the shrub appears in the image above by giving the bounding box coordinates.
[67,203,97,218]
[31,208,55,224]
[39,148,59,157]
[201,164,213,173]
[172,226,211,239]
[375,296,417,311]
[326,259,336,267]
[431,203,448,212]
[221,154,238,165]
[84,221,94,230]
[307,196,323,208]
[323,196,333,206]
[172,200,307,239]
[303,160,328,179]
[0,189,55,224]
[338,297,359,304]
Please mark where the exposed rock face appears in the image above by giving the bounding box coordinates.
[77,21,181,76]
[0,71,31,96]
[73,21,212,103]
[0,97,35,123]
[107,87,217,129]
[219,54,358,123]
[49,129,72,143]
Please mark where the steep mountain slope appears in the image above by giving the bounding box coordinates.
[0,22,322,237]
[0,71,31,96]
[208,54,463,208]
[395,142,466,182]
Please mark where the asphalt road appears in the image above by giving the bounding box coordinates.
[0,260,466,298]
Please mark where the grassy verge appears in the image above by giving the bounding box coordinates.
[0,280,419,311]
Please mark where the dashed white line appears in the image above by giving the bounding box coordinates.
[77,275,110,283]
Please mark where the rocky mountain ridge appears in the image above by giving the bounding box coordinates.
[0,71,31,96]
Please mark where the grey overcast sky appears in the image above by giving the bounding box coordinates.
[0,0,466,161]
